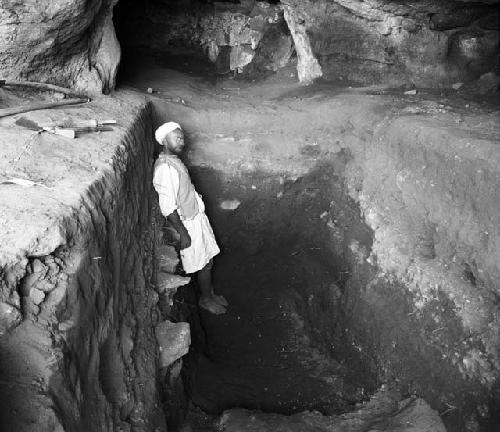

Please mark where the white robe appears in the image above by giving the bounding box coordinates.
[153,161,220,274]
[180,194,220,274]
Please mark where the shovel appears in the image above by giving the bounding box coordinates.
[15,117,75,138]
[68,125,114,137]
[39,119,117,136]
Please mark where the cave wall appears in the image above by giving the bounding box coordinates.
[284,0,499,86]
[0,0,121,93]
[0,98,169,431]
[1,0,497,91]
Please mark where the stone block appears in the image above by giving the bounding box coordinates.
[252,24,294,73]
[282,5,322,84]
[230,45,255,72]
[156,272,190,294]
[29,287,46,305]
[157,244,179,273]
[155,321,191,369]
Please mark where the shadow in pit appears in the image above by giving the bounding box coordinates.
[171,157,379,416]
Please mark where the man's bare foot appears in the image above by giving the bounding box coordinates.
[199,297,227,315]
[214,294,229,307]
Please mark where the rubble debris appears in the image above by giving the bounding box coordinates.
[220,199,241,210]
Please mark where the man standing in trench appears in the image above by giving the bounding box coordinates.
[153,122,228,315]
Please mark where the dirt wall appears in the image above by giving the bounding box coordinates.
[0,97,167,431]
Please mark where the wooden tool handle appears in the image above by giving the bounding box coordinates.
[0,98,89,119]
[53,128,76,139]
[71,126,114,133]
[42,127,76,139]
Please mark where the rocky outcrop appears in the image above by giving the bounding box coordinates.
[283,0,499,86]
[282,3,323,84]
[0,0,120,94]
[115,0,294,76]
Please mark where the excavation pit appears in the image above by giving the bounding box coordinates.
[140,50,499,429]
[178,162,376,414]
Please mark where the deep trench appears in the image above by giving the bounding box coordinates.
[157,155,381,428]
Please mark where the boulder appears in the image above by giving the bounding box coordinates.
[156,272,191,294]
[230,45,255,73]
[157,244,180,274]
[155,321,191,369]
[250,23,294,74]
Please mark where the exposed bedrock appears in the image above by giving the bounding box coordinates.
[282,3,323,83]
[0,97,171,431]
[152,91,500,430]
[0,0,121,93]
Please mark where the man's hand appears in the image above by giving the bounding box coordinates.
[166,210,191,250]
[179,230,192,250]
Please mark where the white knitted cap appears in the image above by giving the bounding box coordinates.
[155,122,182,144]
